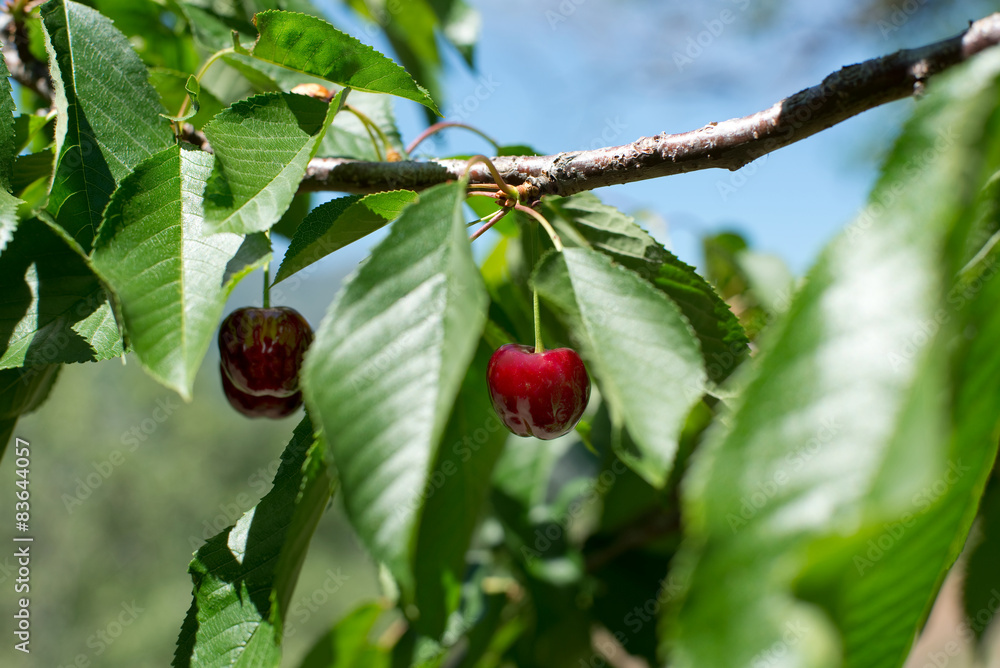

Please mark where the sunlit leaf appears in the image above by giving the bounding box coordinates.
[667,49,1000,668]
[0,365,60,461]
[412,343,508,636]
[274,190,417,284]
[317,91,405,162]
[0,49,21,255]
[93,0,201,72]
[543,193,749,384]
[301,181,486,603]
[251,10,439,114]
[202,90,345,235]
[297,603,388,668]
[40,0,173,252]
[91,145,269,399]
[0,217,123,368]
[533,248,706,487]
[175,417,335,667]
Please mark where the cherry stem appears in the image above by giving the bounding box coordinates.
[262,232,271,308]
[465,192,503,203]
[467,208,505,226]
[406,122,500,156]
[262,266,271,308]
[533,290,544,354]
[470,207,511,242]
[345,104,388,162]
[514,204,563,252]
[174,47,233,129]
[464,155,519,202]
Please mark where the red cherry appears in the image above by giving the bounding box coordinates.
[218,307,313,397]
[487,343,591,440]
[220,364,303,419]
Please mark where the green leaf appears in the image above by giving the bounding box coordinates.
[161,76,204,124]
[0,50,17,192]
[298,603,389,668]
[274,190,418,285]
[280,0,327,18]
[40,0,174,252]
[91,145,269,399]
[12,113,54,155]
[734,249,796,316]
[317,91,405,162]
[702,230,796,340]
[413,343,508,636]
[0,190,22,258]
[0,365,60,461]
[301,181,487,603]
[220,52,293,92]
[543,193,749,383]
[251,10,440,114]
[174,416,335,668]
[202,90,345,235]
[489,436,593,594]
[346,0,440,119]
[702,231,749,299]
[11,151,54,196]
[341,0,478,124]
[428,0,480,66]
[963,481,1000,644]
[93,0,201,72]
[667,50,1000,668]
[532,248,706,488]
[0,217,123,368]
[270,191,312,239]
[478,233,535,351]
[492,433,570,513]
[0,52,21,256]
[179,3,255,53]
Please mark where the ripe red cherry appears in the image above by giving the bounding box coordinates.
[487,343,591,440]
[220,364,303,419]
[218,307,313,418]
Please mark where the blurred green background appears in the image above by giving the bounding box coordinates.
[0,273,382,667]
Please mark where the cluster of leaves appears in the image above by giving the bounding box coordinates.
[3,1,1000,667]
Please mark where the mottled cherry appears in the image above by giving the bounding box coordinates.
[218,307,313,419]
[220,364,304,419]
[487,343,591,440]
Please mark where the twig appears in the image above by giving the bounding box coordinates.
[469,206,511,242]
[300,13,1000,197]
[406,121,501,155]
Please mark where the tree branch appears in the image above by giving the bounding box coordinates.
[300,12,1000,199]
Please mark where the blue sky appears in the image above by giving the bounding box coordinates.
[300,0,975,277]
[230,1,997,321]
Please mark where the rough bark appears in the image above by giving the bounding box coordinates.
[300,13,1000,199]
